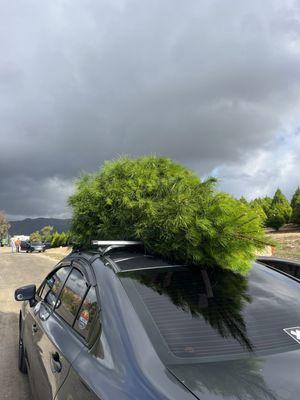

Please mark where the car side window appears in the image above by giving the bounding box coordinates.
[55,268,88,327]
[74,286,100,344]
[40,266,71,308]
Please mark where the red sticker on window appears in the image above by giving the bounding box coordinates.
[78,310,89,330]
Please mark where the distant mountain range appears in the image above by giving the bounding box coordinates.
[9,218,71,235]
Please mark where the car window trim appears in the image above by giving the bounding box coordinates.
[37,263,73,305]
[71,285,90,329]
[48,266,73,309]
[37,257,102,348]
[72,258,97,286]
[72,285,103,348]
[53,266,89,328]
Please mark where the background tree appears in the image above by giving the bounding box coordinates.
[40,225,54,242]
[0,211,10,242]
[266,189,292,230]
[251,197,272,217]
[69,156,267,275]
[30,231,42,242]
[249,198,268,224]
[239,197,248,205]
[291,187,300,225]
[272,189,292,222]
[291,187,300,209]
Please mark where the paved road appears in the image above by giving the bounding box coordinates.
[0,250,57,399]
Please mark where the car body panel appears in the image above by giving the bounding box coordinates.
[168,350,300,400]
[21,241,31,251]
[30,243,45,252]
[18,252,300,400]
[55,257,195,400]
[257,256,300,281]
[23,300,85,399]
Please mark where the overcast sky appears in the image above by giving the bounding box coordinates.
[1,0,300,220]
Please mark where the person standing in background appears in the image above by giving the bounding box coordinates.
[16,238,21,253]
[10,237,16,253]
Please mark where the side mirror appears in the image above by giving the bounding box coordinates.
[15,284,36,302]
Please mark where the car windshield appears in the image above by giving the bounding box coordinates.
[31,241,42,245]
[120,263,300,362]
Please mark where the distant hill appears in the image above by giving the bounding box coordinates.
[9,218,71,235]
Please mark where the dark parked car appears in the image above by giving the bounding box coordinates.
[43,241,52,250]
[15,241,300,400]
[20,241,31,252]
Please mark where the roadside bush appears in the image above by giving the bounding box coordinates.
[69,156,267,275]
[51,232,60,248]
[51,231,72,247]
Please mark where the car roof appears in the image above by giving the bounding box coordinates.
[68,249,299,284]
[68,249,184,273]
[107,251,184,272]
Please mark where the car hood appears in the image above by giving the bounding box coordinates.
[168,349,300,400]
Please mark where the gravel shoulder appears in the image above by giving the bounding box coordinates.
[267,231,300,261]
[0,250,57,400]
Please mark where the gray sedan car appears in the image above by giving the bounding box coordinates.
[15,242,300,400]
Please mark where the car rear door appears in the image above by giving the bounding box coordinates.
[28,262,91,400]
[55,285,101,400]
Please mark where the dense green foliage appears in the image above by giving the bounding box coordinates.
[291,187,300,209]
[30,231,42,242]
[291,187,300,225]
[51,231,71,247]
[248,198,270,223]
[40,225,54,242]
[28,225,71,247]
[250,197,272,218]
[69,156,267,274]
[0,211,10,241]
[266,189,292,230]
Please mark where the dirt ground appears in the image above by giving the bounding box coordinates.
[40,246,72,261]
[0,249,57,399]
[267,231,300,261]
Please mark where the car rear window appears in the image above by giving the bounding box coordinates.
[120,264,300,360]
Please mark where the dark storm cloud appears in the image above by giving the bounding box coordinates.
[1,0,300,217]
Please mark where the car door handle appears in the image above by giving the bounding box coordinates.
[32,323,38,334]
[50,352,62,374]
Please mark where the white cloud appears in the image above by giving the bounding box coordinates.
[213,130,300,200]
